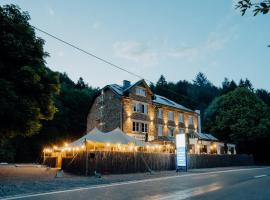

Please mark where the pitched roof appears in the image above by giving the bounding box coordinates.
[153,94,193,112]
[195,132,219,141]
[103,79,194,113]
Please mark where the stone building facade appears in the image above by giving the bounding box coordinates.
[87,79,201,141]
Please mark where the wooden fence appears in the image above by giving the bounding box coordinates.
[62,151,175,175]
[188,154,254,169]
[60,152,254,175]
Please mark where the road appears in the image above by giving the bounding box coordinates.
[2,167,270,200]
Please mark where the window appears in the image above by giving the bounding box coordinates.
[132,122,139,132]
[133,102,148,114]
[133,121,148,133]
[142,123,148,133]
[168,126,174,137]
[179,114,184,123]
[168,111,174,121]
[158,124,163,136]
[179,128,185,134]
[157,108,163,119]
[136,87,146,97]
[189,115,194,125]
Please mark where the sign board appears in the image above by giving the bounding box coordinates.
[176,134,187,169]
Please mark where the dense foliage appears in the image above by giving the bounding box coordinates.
[204,88,270,157]
[13,74,99,162]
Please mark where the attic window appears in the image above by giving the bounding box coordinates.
[136,87,146,97]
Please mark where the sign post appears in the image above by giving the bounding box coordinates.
[176,133,187,172]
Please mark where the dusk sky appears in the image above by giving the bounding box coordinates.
[1,0,270,90]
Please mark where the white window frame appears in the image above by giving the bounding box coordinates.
[157,108,163,119]
[133,101,148,114]
[168,111,174,121]
[135,87,146,97]
[179,113,184,123]
[189,115,194,125]
[132,121,140,132]
[168,126,174,137]
[158,124,163,136]
[132,121,148,133]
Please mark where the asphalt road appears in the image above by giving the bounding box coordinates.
[2,167,270,200]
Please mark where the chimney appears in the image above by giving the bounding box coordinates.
[123,80,131,89]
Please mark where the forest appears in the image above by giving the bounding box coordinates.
[1,4,270,163]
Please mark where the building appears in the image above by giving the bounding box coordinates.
[87,79,201,142]
[86,79,236,155]
[189,132,236,155]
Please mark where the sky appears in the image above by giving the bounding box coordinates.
[1,0,270,90]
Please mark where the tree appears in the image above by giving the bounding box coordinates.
[0,4,60,140]
[221,78,237,95]
[204,88,270,160]
[236,0,270,16]
[12,74,99,162]
[239,78,253,91]
[256,89,270,106]
[193,72,211,87]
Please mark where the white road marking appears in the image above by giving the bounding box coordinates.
[254,174,267,178]
[1,167,270,200]
[157,183,222,200]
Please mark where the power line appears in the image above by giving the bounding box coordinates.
[33,25,193,105]
[32,25,148,81]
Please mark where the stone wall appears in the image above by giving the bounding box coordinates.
[86,89,121,132]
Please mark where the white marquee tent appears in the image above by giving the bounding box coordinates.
[69,127,145,147]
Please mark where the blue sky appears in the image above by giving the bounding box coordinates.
[1,0,270,90]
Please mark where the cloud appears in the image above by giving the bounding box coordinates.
[48,8,55,16]
[92,22,101,30]
[167,24,237,61]
[57,51,64,57]
[113,41,158,66]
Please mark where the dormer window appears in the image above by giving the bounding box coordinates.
[136,87,146,97]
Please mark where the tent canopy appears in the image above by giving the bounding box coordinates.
[69,127,145,147]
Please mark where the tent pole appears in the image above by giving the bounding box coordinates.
[85,139,88,176]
